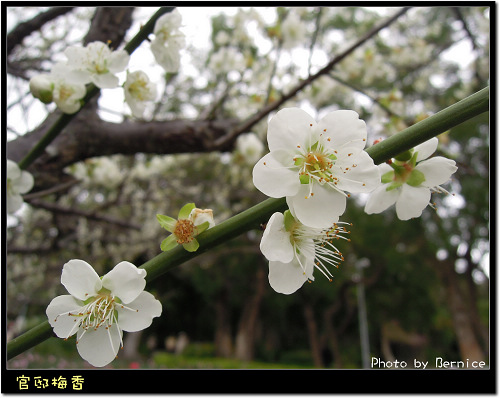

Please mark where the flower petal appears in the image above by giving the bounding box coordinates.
[260,212,294,263]
[92,73,119,89]
[252,151,300,198]
[415,157,458,187]
[287,185,343,228]
[117,291,162,332]
[318,110,367,151]
[268,252,313,295]
[61,259,102,300]
[76,323,122,367]
[414,137,438,162]
[46,295,84,338]
[334,151,380,193]
[395,185,431,220]
[364,184,400,215]
[102,261,146,304]
[16,171,34,194]
[7,160,21,180]
[108,50,130,73]
[267,108,317,152]
[7,193,24,214]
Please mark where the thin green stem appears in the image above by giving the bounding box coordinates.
[7,86,489,360]
[17,7,175,171]
[366,86,490,165]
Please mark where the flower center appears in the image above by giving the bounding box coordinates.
[174,219,195,244]
[79,293,116,331]
[293,140,340,198]
[128,79,149,101]
[288,213,351,283]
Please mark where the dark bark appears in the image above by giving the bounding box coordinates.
[437,258,485,362]
[7,108,240,191]
[234,267,266,361]
[7,7,76,55]
[303,302,323,368]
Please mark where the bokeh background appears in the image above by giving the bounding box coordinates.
[6,6,490,369]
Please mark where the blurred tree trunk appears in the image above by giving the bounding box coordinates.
[234,267,266,361]
[464,248,489,352]
[323,306,343,368]
[214,288,233,358]
[438,257,485,362]
[303,302,323,367]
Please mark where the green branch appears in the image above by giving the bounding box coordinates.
[7,85,489,360]
[17,7,175,171]
[366,86,489,165]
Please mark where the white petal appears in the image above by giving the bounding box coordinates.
[46,295,84,338]
[317,110,367,151]
[395,185,431,220]
[415,157,458,187]
[64,45,87,66]
[102,261,146,304]
[7,193,24,214]
[61,259,102,300]
[76,323,122,367]
[414,137,438,162]
[268,255,312,295]
[259,212,294,263]
[267,108,317,152]
[108,50,130,73]
[92,73,119,89]
[334,151,380,193]
[287,185,343,228]
[117,291,162,332]
[7,160,21,180]
[252,151,299,198]
[364,184,400,214]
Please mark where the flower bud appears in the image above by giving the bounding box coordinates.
[189,208,215,228]
[29,74,54,104]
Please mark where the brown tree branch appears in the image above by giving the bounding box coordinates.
[211,6,411,150]
[7,7,76,55]
[26,198,142,230]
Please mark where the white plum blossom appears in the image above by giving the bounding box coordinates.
[151,9,186,73]
[253,108,380,228]
[124,70,157,118]
[46,259,162,367]
[281,11,307,49]
[29,64,87,114]
[29,74,54,104]
[208,47,246,75]
[364,137,458,220]
[63,41,130,89]
[7,159,34,214]
[260,210,349,294]
[235,133,265,165]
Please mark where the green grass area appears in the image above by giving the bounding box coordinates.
[7,339,316,369]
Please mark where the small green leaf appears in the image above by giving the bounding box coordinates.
[381,171,395,184]
[299,174,310,184]
[178,203,196,219]
[156,214,177,232]
[294,157,304,166]
[183,239,200,252]
[283,210,296,232]
[195,221,210,235]
[328,154,337,161]
[394,150,412,162]
[160,235,178,252]
[386,182,403,191]
[406,169,426,187]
